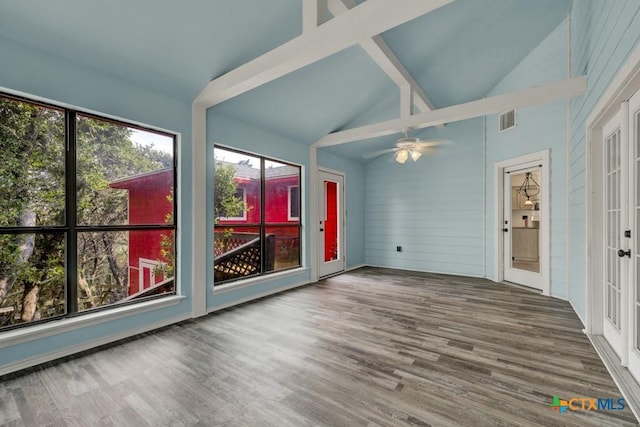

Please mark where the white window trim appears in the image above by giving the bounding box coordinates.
[219,187,247,221]
[0,86,182,338]
[288,185,300,221]
[0,295,185,350]
[212,266,308,295]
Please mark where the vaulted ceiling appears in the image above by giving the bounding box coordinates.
[0,0,571,162]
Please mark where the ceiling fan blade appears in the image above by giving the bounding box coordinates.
[416,147,436,155]
[414,139,451,148]
[362,147,397,160]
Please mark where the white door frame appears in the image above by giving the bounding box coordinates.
[494,150,550,296]
[316,167,346,279]
[586,44,640,336]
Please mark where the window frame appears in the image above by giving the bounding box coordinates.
[287,185,300,221]
[0,92,178,332]
[214,146,302,285]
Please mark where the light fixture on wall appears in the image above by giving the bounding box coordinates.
[518,172,539,206]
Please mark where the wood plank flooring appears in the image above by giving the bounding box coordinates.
[1,267,637,426]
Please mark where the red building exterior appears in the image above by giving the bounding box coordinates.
[113,162,299,294]
[109,169,173,295]
[214,161,300,271]
[217,162,300,226]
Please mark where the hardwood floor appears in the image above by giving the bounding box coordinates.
[1,267,637,426]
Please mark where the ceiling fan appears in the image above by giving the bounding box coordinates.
[362,132,450,163]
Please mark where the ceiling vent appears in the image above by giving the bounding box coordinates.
[499,109,516,132]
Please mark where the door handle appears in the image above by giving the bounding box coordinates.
[618,249,631,258]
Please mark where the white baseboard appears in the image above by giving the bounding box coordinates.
[0,295,185,350]
[207,280,311,314]
[345,263,366,272]
[0,312,190,377]
[588,334,640,424]
[364,263,485,279]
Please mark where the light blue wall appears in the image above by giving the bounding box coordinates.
[484,20,569,298]
[317,149,366,268]
[0,36,194,370]
[568,0,640,320]
[364,119,485,276]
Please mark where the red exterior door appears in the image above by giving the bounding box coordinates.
[318,170,344,278]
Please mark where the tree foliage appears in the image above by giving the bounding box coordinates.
[213,161,248,257]
[214,162,246,222]
[0,97,173,326]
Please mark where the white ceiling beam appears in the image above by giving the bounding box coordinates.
[195,0,454,107]
[312,76,587,147]
[327,0,437,113]
[400,85,413,119]
[303,0,328,33]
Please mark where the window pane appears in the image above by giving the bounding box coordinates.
[266,226,300,272]
[289,186,300,220]
[265,160,300,223]
[214,148,260,224]
[0,96,65,227]
[76,115,174,226]
[213,147,301,285]
[0,233,66,328]
[78,229,175,310]
[214,225,261,283]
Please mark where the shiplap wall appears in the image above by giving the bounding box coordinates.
[364,119,484,277]
[484,20,568,298]
[569,0,640,320]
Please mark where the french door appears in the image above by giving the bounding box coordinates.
[318,170,345,278]
[602,88,640,382]
[602,109,625,358]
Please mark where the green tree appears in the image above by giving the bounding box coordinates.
[214,161,247,256]
[157,189,175,279]
[0,99,65,322]
[214,162,246,222]
[0,97,173,325]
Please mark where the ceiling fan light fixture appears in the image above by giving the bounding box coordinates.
[410,150,422,161]
[395,149,409,164]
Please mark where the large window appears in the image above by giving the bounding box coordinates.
[0,94,176,330]
[214,147,301,284]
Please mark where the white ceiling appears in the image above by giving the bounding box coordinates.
[0,0,571,161]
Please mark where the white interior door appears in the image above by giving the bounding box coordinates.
[602,109,625,358]
[503,165,543,291]
[318,170,345,278]
[627,89,640,379]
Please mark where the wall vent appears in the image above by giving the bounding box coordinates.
[499,109,516,132]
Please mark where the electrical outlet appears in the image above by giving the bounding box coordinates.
[396,246,402,252]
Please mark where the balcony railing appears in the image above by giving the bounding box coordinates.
[214,232,275,283]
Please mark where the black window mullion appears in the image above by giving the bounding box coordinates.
[65,111,78,315]
[260,158,266,274]
[0,92,178,332]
